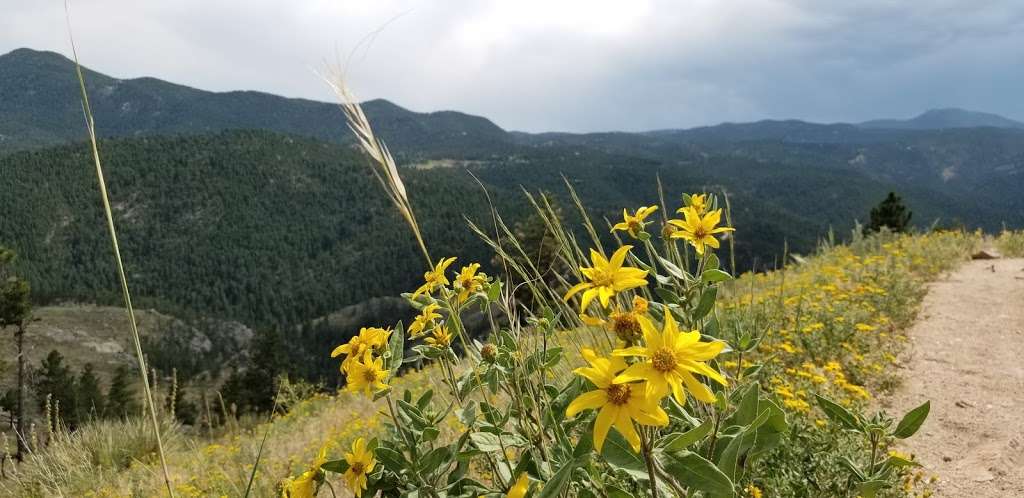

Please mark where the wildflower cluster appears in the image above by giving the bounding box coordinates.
[276,190,944,498]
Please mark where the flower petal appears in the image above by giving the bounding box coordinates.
[567,389,607,417]
[594,405,617,453]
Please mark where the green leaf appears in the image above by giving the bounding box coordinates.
[694,287,718,319]
[655,287,680,304]
[659,419,713,452]
[320,458,349,474]
[469,432,529,452]
[814,394,862,431]
[371,386,392,401]
[416,389,434,411]
[421,427,440,443]
[886,455,921,468]
[374,446,407,470]
[606,486,636,498]
[706,253,720,271]
[839,456,866,481]
[741,364,763,378]
[420,446,453,473]
[487,280,502,301]
[701,269,733,283]
[599,430,648,480]
[731,383,760,427]
[661,450,735,496]
[658,256,686,280]
[857,480,889,498]
[537,455,587,498]
[892,401,930,439]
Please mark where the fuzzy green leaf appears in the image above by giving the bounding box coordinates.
[893,401,930,439]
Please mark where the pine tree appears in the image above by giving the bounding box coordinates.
[106,365,138,419]
[34,350,78,429]
[0,248,32,461]
[865,192,913,234]
[76,363,105,422]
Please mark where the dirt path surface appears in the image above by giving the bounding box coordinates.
[885,257,1024,497]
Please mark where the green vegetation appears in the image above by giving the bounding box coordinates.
[865,192,913,234]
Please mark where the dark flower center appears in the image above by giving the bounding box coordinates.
[652,348,677,373]
[606,383,632,405]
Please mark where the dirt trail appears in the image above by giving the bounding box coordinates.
[885,257,1024,497]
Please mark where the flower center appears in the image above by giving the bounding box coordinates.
[591,269,614,287]
[362,369,378,383]
[605,383,632,405]
[350,462,365,475]
[692,226,709,240]
[651,348,677,373]
[611,313,641,343]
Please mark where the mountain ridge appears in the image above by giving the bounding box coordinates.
[3,47,1024,155]
[0,47,508,156]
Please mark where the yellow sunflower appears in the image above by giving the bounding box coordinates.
[346,352,389,396]
[424,325,452,348]
[613,308,727,405]
[330,327,390,372]
[612,205,659,238]
[453,263,488,304]
[581,296,649,345]
[408,303,442,338]
[280,444,329,498]
[343,437,377,498]
[412,256,457,298]
[686,193,709,215]
[668,207,734,255]
[566,348,668,452]
[564,245,648,312]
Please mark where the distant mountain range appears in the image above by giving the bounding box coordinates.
[2,46,1023,329]
[2,48,1024,155]
[860,108,1024,131]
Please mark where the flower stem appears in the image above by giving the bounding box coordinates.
[641,429,660,498]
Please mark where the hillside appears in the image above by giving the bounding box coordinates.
[2,129,987,329]
[0,48,508,157]
[0,305,252,387]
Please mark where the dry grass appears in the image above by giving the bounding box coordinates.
[995,229,1024,257]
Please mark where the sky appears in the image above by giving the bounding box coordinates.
[2,0,1023,132]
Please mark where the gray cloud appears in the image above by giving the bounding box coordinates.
[2,0,1023,132]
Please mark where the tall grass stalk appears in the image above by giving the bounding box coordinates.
[65,8,175,496]
[321,70,432,268]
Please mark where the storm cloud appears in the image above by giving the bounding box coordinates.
[2,0,1023,132]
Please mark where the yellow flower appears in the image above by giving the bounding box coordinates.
[744,484,764,498]
[412,256,457,298]
[281,445,329,498]
[453,263,488,304]
[507,472,530,498]
[612,205,659,238]
[686,193,709,215]
[566,348,668,452]
[668,207,734,255]
[424,326,452,348]
[563,245,648,312]
[344,438,377,498]
[409,304,442,338]
[346,352,389,396]
[330,327,391,371]
[584,295,649,344]
[613,308,728,405]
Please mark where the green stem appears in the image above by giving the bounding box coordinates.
[641,429,660,498]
